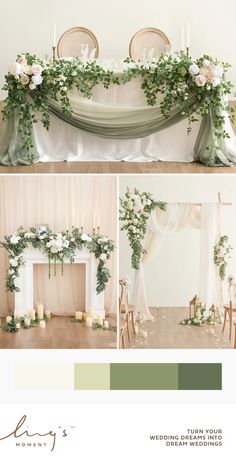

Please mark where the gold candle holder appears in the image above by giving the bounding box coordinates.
[52,46,56,62]
[186,46,190,58]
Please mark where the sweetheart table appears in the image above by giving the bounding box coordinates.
[1,53,236,166]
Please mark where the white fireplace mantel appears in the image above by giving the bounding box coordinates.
[14,247,105,317]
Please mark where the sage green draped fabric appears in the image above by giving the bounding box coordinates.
[0,110,39,166]
[1,94,236,166]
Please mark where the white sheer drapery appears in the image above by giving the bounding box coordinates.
[132,203,222,320]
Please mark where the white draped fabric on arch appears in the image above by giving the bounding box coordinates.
[132,203,223,320]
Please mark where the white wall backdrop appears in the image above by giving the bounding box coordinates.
[119,175,236,307]
[0,0,236,98]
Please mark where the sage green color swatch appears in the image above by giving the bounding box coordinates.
[110,363,179,390]
[74,363,110,390]
[178,363,222,390]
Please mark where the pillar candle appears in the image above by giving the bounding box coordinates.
[141,330,147,338]
[75,311,83,320]
[37,304,44,320]
[86,317,93,327]
[97,315,103,326]
[16,323,21,329]
[6,316,12,323]
[24,318,31,327]
[103,320,109,329]
[181,24,184,50]
[45,310,51,319]
[187,24,190,48]
[39,320,46,328]
[134,325,139,334]
[29,309,36,321]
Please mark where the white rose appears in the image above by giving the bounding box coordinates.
[146,199,151,205]
[46,242,52,248]
[195,74,206,87]
[8,269,14,275]
[100,253,107,261]
[81,233,92,242]
[10,234,21,244]
[189,63,200,76]
[211,65,223,78]
[29,83,36,90]
[24,232,34,238]
[9,258,18,267]
[59,74,67,81]
[132,219,138,225]
[203,59,210,67]
[70,237,75,243]
[31,74,43,86]
[211,77,221,87]
[31,64,43,75]
[9,62,22,77]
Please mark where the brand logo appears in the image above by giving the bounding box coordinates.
[0,414,76,452]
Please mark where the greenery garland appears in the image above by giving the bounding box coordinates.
[2,52,234,161]
[0,226,115,294]
[119,188,167,269]
[214,235,232,280]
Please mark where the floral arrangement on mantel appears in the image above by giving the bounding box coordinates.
[214,235,232,280]
[119,188,167,269]
[2,52,234,157]
[0,226,115,294]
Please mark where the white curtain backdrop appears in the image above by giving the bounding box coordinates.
[132,203,222,319]
[0,175,117,316]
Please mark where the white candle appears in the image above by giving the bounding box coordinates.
[81,214,84,228]
[97,314,103,326]
[53,23,57,47]
[134,325,139,334]
[76,212,80,228]
[24,317,31,327]
[16,323,21,329]
[187,24,190,48]
[45,310,51,319]
[17,311,24,318]
[86,317,93,327]
[72,209,75,227]
[6,316,12,323]
[75,311,83,320]
[37,304,44,320]
[29,309,36,321]
[66,215,69,231]
[181,25,184,51]
[93,212,96,229]
[103,320,109,329]
[39,320,46,328]
[141,330,147,338]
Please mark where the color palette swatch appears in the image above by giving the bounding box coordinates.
[14,363,222,391]
[74,363,222,390]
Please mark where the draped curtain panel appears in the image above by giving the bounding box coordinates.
[0,176,117,316]
[1,87,236,165]
[132,203,222,320]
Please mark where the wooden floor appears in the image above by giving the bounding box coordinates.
[0,161,236,175]
[126,307,234,349]
[0,316,117,349]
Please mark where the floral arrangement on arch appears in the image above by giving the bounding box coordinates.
[2,51,234,162]
[214,235,232,280]
[0,226,115,294]
[119,188,167,269]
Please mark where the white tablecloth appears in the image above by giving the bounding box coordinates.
[34,73,200,162]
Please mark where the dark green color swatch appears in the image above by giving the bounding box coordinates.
[178,363,222,390]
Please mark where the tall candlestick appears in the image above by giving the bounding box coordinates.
[53,23,57,47]
[181,25,184,51]
[76,212,79,229]
[187,24,190,48]
[66,215,69,231]
[93,212,96,230]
